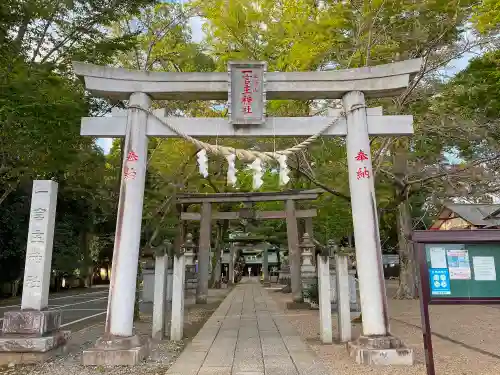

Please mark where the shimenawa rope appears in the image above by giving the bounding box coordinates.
[127,104,367,164]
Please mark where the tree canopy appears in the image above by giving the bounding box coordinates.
[2,0,500,298]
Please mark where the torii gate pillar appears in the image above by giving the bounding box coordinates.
[82,92,151,366]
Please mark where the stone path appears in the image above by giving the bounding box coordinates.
[166,279,331,375]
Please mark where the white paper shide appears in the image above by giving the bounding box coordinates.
[226,153,237,186]
[197,149,209,177]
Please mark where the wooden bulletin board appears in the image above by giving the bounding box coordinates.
[412,229,500,375]
[423,243,500,301]
[414,230,500,304]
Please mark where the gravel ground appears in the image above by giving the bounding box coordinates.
[0,289,230,375]
[270,284,500,375]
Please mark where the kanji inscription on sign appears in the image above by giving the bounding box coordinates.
[228,61,266,126]
[355,150,369,162]
[357,167,370,180]
[127,150,139,162]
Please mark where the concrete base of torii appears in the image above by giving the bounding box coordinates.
[82,335,148,366]
[347,336,414,365]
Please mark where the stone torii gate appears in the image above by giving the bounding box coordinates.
[73,58,421,365]
[177,190,320,300]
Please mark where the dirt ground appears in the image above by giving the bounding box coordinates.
[270,283,500,375]
[0,288,231,375]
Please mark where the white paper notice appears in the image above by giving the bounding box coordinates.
[430,248,447,268]
[473,256,497,281]
[447,249,471,280]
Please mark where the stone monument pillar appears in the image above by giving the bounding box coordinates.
[0,180,70,365]
[300,233,316,304]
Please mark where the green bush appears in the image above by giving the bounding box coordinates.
[303,281,319,304]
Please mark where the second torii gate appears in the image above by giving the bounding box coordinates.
[177,190,320,300]
[73,58,421,366]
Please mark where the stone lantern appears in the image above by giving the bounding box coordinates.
[300,233,317,303]
[183,233,197,293]
[326,239,338,270]
[183,233,195,265]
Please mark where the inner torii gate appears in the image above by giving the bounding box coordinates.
[73,58,422,365]
[177,190,319,302]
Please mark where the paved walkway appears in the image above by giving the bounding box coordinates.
[166,279,331,375]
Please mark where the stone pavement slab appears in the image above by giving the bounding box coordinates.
[166,279,332,375]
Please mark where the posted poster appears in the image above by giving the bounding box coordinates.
[473,256,497,281]
[429,268,451,295]
[446,250,471,280]
[430,248,447,269]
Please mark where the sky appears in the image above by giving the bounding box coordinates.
[95,14,477,155]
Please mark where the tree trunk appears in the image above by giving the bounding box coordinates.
[80,231,93,288]
[392,143,418,299]
[394,200,418,299]
[210,220,228,288]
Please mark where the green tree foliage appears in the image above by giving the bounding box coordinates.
[473,0,500,34]
[193,0,492,298]
[0,0,157,291]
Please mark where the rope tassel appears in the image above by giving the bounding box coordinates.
[197,149,209,177]
[250,158,263,190]
[277,154,290,186]
[226,153,237,186]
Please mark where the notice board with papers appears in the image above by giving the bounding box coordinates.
[413,230,500,303]
[424,243,500,299]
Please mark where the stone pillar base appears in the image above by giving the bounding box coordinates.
[347,335,414,366]
[2,310,62,335]
[82,335,148,366]
[0,310,69,365]
[0,330,70,353]
[0,345,66,366]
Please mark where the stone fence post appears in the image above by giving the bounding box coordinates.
[317,244,332,344]
[152,240,172,341]
[171,234,193,341]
